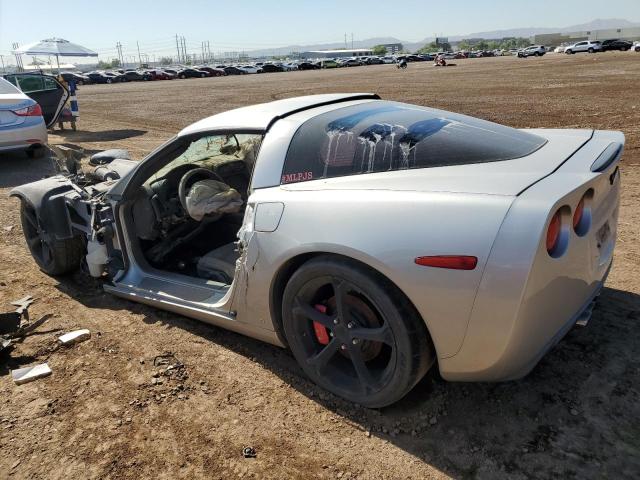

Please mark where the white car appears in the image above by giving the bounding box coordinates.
[281,63,298,71]
[0,74,68,158]
[380,56,396,64]
[565,41,603,54]
[237,65,262,74]
[517,45,546,58]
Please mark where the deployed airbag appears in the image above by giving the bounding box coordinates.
[185,180,243,221]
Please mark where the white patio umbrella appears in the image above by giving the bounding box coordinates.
[13,38,97,71]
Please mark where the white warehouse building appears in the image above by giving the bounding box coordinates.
[301,48,374,59]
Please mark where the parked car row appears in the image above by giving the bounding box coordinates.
[516,38,637,58]
[61,39,639,88]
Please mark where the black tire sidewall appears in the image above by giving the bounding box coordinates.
[19,202,83,276]
[282,256,431,407]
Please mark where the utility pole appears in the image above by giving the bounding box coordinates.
[0,55,5,74]
[12,42,24,72]
[136,41,142,66]
[351,33,354,49]
[344,33,347,49]
[116,42,124,67]
[175,34,181,63]
[181,36,187,63]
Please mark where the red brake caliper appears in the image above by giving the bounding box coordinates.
[313,304,330,345]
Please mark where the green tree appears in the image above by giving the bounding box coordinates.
[96,60,112,69]
[457,40,471,51]
[110,58,120,67]
[372,45,387,55]
[160,57,172,65]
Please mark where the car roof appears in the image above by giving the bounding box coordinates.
[178,93,380,135]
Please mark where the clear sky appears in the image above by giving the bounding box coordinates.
[1,0,639,62]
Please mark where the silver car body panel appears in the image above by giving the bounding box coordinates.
[100,96,623,381]
[440,130,622,380]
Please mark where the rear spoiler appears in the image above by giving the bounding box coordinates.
[591,143,623,173]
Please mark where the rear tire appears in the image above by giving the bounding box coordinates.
[282,255,434,407]
[588,48,594,53]
[20,202,84,276]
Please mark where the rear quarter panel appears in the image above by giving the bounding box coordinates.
[242,185,513,358]
[440,131,623,381]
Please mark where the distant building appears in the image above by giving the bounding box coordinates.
[301,48,374,59]
[379,43,403,54]
[532,26,640,47]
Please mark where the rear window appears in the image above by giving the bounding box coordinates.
[281,102,546,184]
[0,77,21,94]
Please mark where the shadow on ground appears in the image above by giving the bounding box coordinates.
[55,129,146,143]
[52,272,640,479]
[0,150,58,189]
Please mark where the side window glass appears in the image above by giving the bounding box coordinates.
[43,76,59,90]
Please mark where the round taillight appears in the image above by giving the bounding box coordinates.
[546,210,562,253]
[573,197,585,230]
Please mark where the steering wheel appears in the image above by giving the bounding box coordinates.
[178,167,225,220]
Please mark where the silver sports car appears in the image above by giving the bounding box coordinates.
[12,94,623,407]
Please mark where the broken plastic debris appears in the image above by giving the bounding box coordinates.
[12,363,52,385]
[58,329,91,346]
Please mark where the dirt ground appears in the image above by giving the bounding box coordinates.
[1,53,639,479]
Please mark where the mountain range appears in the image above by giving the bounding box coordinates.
[244,18,639,56]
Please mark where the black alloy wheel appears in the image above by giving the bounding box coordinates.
[282,256,433,407]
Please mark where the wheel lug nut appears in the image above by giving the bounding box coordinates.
[352,339,359,345]
[347,322,354,329]
[341,344,347,350]
[333,319,339,325]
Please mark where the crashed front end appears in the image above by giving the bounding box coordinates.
[9,149,137,278]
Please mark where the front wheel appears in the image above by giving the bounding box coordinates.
[588,48,595,53]
[20,202,84,275]
[282,256,434,407]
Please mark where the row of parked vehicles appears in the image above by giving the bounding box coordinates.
[518,39,640,57]
[59,39,640,86]
[59,62,309,85]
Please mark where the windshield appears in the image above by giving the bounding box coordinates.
[146,133,263,185]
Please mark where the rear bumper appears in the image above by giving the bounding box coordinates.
[0,118,47,152]
[500,262,609,380]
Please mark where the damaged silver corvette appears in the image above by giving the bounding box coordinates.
[12,94,623,407]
